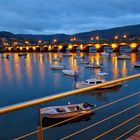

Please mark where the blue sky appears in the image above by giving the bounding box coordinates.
[0,0,140,34]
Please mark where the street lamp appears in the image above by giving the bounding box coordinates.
[90,37,94,41]
[114,35,118,40]
[96,36,99,40]
[53,39,57,43]
[123,34,127,39]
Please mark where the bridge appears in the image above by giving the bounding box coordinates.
[2,41,140,52]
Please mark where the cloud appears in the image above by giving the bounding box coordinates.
[0,0,140,34]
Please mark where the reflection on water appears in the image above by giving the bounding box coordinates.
[0,52,137,86]
[25,54,33,85]
[122,60,127,77]
[80,86,121,102]
[42,113,94,127]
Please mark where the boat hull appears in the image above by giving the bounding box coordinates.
[42,110,93,119]
[76,82,122,89]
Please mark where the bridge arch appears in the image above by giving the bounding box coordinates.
[100,44,113,52]
[83,44,97,52]
[118,43,132,53]
[68,44,80,52]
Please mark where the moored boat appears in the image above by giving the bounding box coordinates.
[101,52,109,56]
[132,62,140,68]
[85,63,103,68]
[80,60,91,64]
[117,54,130,59]
[50,64,65,70]
[62,70,78,76]
[75,73,122,89]
[41,102,96,119]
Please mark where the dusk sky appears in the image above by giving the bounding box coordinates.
[0,0,140,34]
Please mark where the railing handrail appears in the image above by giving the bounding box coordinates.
[0,74,140,114]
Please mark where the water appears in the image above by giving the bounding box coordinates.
[0,52,140,140]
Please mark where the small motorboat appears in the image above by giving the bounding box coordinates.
[62,70,78,76]
[52,57,62,62]
[85,63,103,68]
[80,60,91,64]
[74,56,83,59]
[132,62,140,68]
[41,102,96,119]
[117,55,131,60]
[50,64,65,70]
[101,52,109,56]
[18,53,27,57]
[75,73,122,89]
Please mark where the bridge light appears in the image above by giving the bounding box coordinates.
[8,47,11,51]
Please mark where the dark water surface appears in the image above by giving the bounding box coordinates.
[0,52,140,140]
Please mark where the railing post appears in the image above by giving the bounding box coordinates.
[37,108,43,140]
[37,126,43,140]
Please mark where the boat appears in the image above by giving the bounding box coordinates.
[18,53,27,57]
[63,54,72,57]
[52,57,62,62]
[62,70,78,76]
[75,73,122,89]
[85,63,103,68]
[132,62,140,68]
[50,64,65,70]
[74,56,83,59]
[80,60,91,64]
[101,52,109,56]
[117,54,131,59]
[41,102,96,119]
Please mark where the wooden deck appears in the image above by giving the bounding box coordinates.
[127,130,140,140]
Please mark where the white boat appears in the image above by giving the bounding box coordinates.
[101,52,109,56]
[117,55,131,59]
[41,102,96,119]
[62,70,78,76]
[80,60,91,64]
[132,62,140,68]
[85,63,103,68]
[50,64,65,70]
[75,73,122,89]
[52,57,62,61]
[74,56,83,59]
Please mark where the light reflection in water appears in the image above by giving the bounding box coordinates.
[14,54,22,81]
[4,59,13,81]
[112,56,119,79]
[38,54,45,83]
[69,57,78,71]
[131,53,137,63]
[49,53,52,64]
[122,60,127,77]
[95,53,100,65]
[25,54,33,84]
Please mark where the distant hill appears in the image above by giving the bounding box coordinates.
[0,24,140,42]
